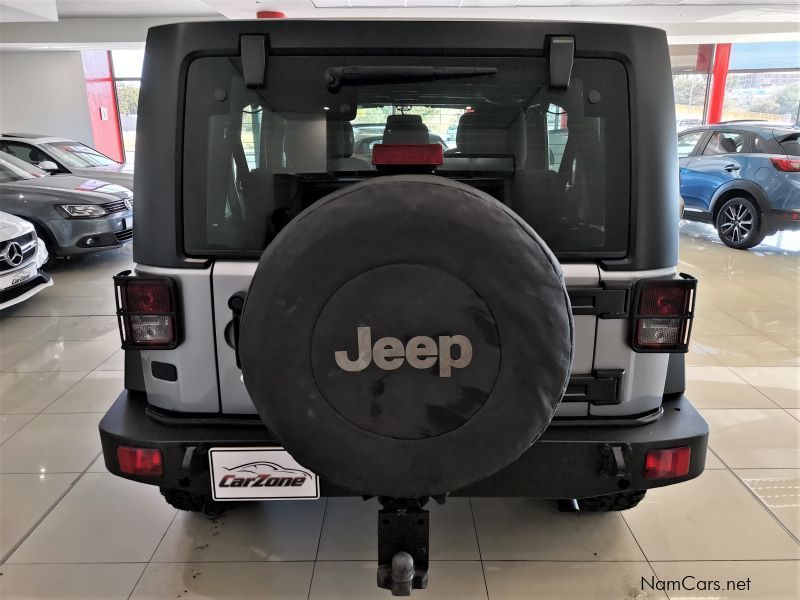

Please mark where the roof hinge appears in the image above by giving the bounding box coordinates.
[546,36,574,90]
[240,34,268,89]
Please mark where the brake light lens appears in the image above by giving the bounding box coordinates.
[644,447,691,479]
[114,272,180,349]
[372,143,444,166]
[632,275,696,352]
[117,446,163,477]
[770,157,800,172]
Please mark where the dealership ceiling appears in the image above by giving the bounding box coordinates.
[0,0,797,47]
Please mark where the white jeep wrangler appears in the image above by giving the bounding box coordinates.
[100,20,708,595]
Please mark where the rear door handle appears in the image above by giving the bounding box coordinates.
[724,164,741,172]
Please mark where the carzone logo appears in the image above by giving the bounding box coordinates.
[209,448,320,500]
[218,461,312,489]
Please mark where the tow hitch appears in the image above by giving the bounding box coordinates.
[377,498,430,595]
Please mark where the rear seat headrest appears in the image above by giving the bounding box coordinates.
[383,114,430,145]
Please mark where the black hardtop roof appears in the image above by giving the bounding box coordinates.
[147,19,666,56]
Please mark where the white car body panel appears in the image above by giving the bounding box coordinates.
[0,211,52,310]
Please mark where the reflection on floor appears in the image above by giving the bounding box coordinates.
[0,223,798,599]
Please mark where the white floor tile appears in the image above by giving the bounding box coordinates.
[131,562,313,600]
[686,366,776,409]
[727,310,800,336]
[0,412,102,473]
[45,371,123,413]
[0,341,43,371]
[471,498,644,561]
[729,366,800,408]
[317,497,479,561]
[0,371,86,414]
[0,414,34,443]
[309,561,487,600]
[651,561,800,599]
[0,473,75,558]
[623,470,799,560]
[5,339,119,372]
[96,349,124,371]
[152,499,325,562]
[8,473,176,564]
[484,561,667,600]
[0,316,62,342]
[693,335,800,367]
[88,454,109,473]
[701,408,800,468]
[0,563,144,600]
[704,448,726,469]
[785,408,800,422]
[9,295,116,317]
[736,469,800,539]
[692,311,760,336]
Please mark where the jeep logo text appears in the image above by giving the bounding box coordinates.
[334,326,472,377]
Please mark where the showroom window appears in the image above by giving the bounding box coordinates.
[111,50,144,165]
[670,44,712,131]
[722,42,800,124]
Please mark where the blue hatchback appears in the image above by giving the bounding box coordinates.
[678,122,800,249]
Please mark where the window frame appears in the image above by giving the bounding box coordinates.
[699,129,751,156]
[677,129,708,158]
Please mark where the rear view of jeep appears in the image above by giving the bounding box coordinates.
[100,20,708,595]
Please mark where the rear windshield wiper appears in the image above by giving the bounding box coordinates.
[325,66,497,92]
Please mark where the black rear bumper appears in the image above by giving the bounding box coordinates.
[99,390,708,499]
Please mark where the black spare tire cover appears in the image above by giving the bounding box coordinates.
[239,175,573,498]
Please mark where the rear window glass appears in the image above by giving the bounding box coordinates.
[183,55,630,258]
[779,133,800,157]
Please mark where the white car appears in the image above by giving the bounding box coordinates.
[0,133,134,190]
[0,211,52,310]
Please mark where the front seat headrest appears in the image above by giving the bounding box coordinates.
[327,121,355,158]
[456,111,509,154]
[383,114,430,145]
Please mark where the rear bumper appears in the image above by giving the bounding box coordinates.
[99,390,708,499]
[764,209,800,233]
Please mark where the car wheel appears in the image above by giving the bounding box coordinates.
[715,197,766,250]
[576,490,646,512]
[160,488,230,516]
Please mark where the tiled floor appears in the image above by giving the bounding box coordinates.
[0,223,798,599]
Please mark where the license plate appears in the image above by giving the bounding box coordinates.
[0,264,36,290]
[208,447,320,501]
[118,217,132,230]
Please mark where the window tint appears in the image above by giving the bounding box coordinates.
[39,142,119,168]
[677,131,703,157]
[703,131,747,156]
[0,141,45,165]
[183,55,630,258]
[778,133,800,157]
[0,152,43,183]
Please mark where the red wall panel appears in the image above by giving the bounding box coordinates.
[81,50,125,163]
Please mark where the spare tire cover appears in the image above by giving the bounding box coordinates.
[239,175,573,497]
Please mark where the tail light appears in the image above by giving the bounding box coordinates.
[114,271,180,349]
[644,447,691,479]
[770,157,800,172]
[631,274,696,352]
[372,144,444,166]
[117,446,164,477]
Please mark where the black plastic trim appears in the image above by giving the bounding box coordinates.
[567,286,629,317]
[99,391,707,499]
[564,369,625,405]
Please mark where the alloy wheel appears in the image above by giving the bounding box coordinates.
[718,201,754,245]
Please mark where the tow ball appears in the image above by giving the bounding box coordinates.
[377,497,432,596]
